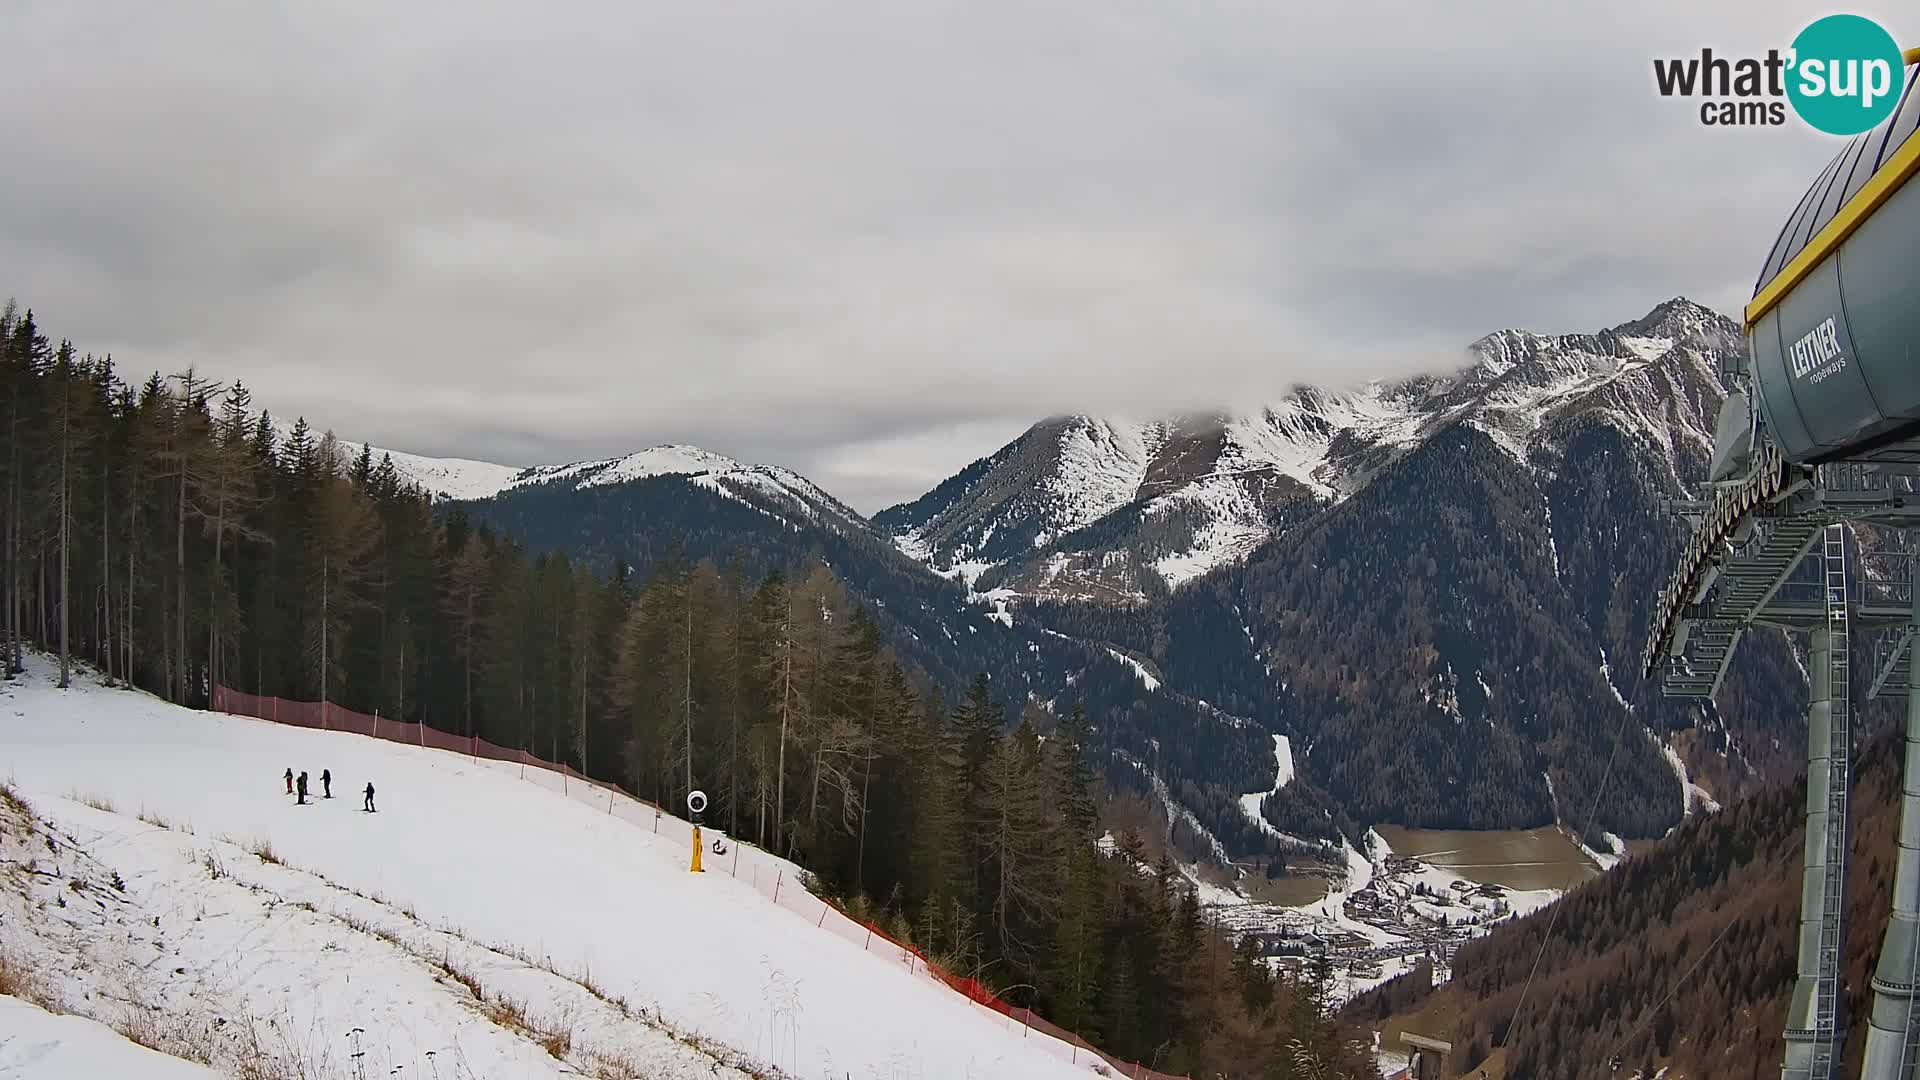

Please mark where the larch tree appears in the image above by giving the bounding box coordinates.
[199,381,265,695]
[47,341,101,688]
[160,369,218,703]
[307,433,381,716]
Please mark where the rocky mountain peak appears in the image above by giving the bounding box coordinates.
[883,298,1742,602]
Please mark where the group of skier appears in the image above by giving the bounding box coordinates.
[284,766,375,812]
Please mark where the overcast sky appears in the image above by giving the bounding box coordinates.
[1,3,1903,511]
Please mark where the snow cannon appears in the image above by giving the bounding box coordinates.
[1745,50,1920,466]
[687,789,708,873]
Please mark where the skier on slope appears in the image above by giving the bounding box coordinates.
[363,782,375,813]
[321,769,332,799]
[296,771,308,805]
[284,768,293,795]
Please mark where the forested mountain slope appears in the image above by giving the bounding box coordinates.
[1354,732,1908,1079]
[19,292,1816,862]
[0,303,1373,1078]
[413,297,1814,851]
[1011,299,1808,844]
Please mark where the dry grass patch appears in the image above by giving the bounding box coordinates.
[479,990,526,1030]
[250,837,281,865]
[537,1024,572,1059]
[0,949,60,1011]
[0,780,30,817]
[114,1004,218,1067]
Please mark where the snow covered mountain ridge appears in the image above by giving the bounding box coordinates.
[317,295,1734,604]
[874,296,1739,601]
[319,438,868,535]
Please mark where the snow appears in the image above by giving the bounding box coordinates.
[0,659,1112,1080]
[1620,335,1675,363]
[1237,735,1294,839]
[348,443,528,503]
[1600,650,1634,712]
[325,435,859,535]
[1147,476,1273,588]
[1568,830,1629,873]
[1112,751,1232,869]
[1039,419,1167,546]
[0,997,221,1079]
[1542,495,1560,577]
[1106,649,1161,692]
[515,444,745,490]
[892,529,933,562]
[0,790,732,1080]
[1303,834,1400,948]
[986,599,1014,628]
[1653,733,1721,817]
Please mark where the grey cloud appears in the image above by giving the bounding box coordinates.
[2,1,1899,511]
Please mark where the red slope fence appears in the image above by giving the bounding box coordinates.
[210,686,1191,1080]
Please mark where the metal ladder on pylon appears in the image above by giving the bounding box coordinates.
[1810,522,1853,1080]
[1903,865,1920,1075]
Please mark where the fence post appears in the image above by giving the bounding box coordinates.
[731,843,740,877]
[773,870,782,903]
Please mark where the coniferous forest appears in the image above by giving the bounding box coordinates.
[0,302,1376,1078]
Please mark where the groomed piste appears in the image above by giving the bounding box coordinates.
[0,656,1111,1080]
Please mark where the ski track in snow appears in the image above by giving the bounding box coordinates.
[1237,735,1294,839]
[1106,649,1161,692]
[0,658,1109,1080]
[1653,731,1721,818]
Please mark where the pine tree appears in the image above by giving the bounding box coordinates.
[976,719,1064,968]
[1048,844,1103,1032]
[1103,946,1141,1059]
[447,532,490,737]
[3,308,52,677]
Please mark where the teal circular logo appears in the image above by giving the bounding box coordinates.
[1787,15,1905,135]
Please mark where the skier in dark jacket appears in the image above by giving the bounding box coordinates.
[296,771,308,805]
[363,782,375,813]
[284,768,293,795]
[321,769,332,799]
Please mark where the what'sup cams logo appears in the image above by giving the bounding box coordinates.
[1654,14,1905,134]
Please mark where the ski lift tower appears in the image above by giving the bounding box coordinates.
[1643,49,1920,1080]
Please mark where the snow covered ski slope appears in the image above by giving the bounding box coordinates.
[0,659,1108,1079]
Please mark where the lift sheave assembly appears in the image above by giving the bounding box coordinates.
[1644,50,1920,1080]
